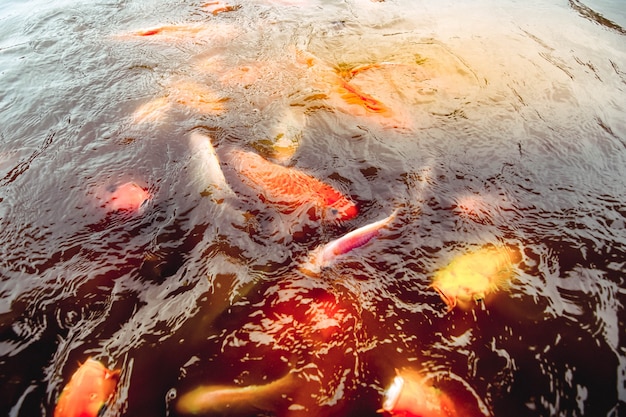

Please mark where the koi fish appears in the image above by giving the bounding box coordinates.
[202,1,241,15]
[176,372,297,415]
[300,210,397,276]
[124,24,208,39]
[431,244,522,311]
[379,369,457,417]
[132,97,172,125]
[54,358,120,417]
[104,181,151,214]
[188,132,233,198]
[335,77,392,115]
[228,149,358,221]
[168,80,227,115]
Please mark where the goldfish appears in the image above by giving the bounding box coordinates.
[379,369,457,417]
[431,245,522,311]
[54,358,120,417]
[228,149,358,221]
[104,181,152,214]
[188,132,233,198]
[176,372,297,415]
[300,210,397,276]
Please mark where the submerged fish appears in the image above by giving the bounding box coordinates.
[176,372,297,415]
[431,244,522,311]
[228,149,358,221]
[188,132,233,198]
[379,369,457,417]
[104,181,152,214]
[54,358,120,417]
[300,210,397,276]
[168,80,227,115]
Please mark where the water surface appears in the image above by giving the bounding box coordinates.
[1,0,625,416]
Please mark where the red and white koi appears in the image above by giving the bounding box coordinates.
[300,210,397,276]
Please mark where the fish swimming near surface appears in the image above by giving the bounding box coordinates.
[175,371,297,416]
[227,149,358,221]
[54,358,120,417]
[103,181,152,214]
[379,368,457,417]
[300,210,397,276]
[188,132,234,199]
[431,244,522,311]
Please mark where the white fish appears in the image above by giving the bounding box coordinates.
[300,210,397,276]
[188,132,233,198]
[176,372,296,415]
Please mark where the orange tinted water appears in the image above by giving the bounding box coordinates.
[0,0,625,416]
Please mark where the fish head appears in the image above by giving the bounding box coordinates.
[54,358,120,417]
[323,194,358,221]
[431,283,457,312]
[380,369,457,417]
[105,182,152,214]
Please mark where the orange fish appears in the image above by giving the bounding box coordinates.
[54,358,120,417]
[104,181,152,214]
[379,369,457,417]
[228,149,358,221]
[202,1,241,15]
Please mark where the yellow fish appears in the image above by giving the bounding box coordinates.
[431,245,521,311]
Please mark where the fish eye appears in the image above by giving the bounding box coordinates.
[166,388,177,402]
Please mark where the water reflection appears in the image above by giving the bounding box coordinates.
[0,0,625,416]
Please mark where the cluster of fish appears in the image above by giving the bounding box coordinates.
[55,3,523,417]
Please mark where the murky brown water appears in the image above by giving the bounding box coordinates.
[1,0,625,416]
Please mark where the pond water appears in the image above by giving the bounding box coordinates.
[1,0,625,416]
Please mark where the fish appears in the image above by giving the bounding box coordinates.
[431,244,522,311]
[300,210,397,276]
[228,149,358,221]
[175,371,297,415]
[168,80,227,115]
[132,97,172,125]
[188,132,233,198]
[104,181,152,214]
[54,358,120,417]
[379,368,457,417]
[202,1,241,15]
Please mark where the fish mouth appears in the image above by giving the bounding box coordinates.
[432,286,456,311]
[327,202,358,221]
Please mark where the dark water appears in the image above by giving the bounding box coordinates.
[1,0,625,416]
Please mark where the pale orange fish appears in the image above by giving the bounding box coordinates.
[103,181,152,214]
[202,1,241,15]
[132,97,172,124]
[168,80,227,115]
[431,244,522,311]
[228,149,358,221]
[301,210,397,276]
[124,24,208,39]
[176,372,297,415]
[54,358,120,417]
[379,368,457,417]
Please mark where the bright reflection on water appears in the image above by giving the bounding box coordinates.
[0,0,625,416]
